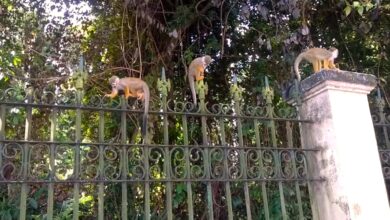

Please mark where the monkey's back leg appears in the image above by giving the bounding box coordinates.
[136,91,145,100]
[312,61,320,73]
[124,86,132,99]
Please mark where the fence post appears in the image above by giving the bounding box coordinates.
[230,76,252,219]
[196,79,215,220]
[289,70,390,220]
[159,67,173,220]
[20,86,33,220]
[73,56,87,220]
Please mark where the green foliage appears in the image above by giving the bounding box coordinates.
[0,0,389,218]
[55,199,73,219]
[0,198,19,220]
[170,5,195,28]
[173,183,186,209]
[344,1,375,16]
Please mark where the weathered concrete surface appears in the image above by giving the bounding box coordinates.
[293,70,390,220]
[299,69,377,94]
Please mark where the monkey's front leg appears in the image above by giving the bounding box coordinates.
[328,60,337,69]
[105,89,118,98]
[195,67,205,81]
[322,60,330,70]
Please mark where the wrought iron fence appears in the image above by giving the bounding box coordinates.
[0,73,320,219]
[371,86,390,195]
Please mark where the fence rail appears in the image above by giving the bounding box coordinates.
[0,75,318,219]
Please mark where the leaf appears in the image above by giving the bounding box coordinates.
[240,5,250,19]
[232,197,243,208]
[353,1,360,7]
[176,183,186,193]
[292,8,300,19]
[357,6,364,16]
[80,195,93,204]
[12,56,21,66]
[359,22,371,33]
[4,211,12,220]
[168,29,178,38]
[301,24,309,35]
[12,117,19,125]
[365,2,374,11]
[258,4,269,20]
[379,77,387,84]
[266,39,272,51]
[344,5,352,16]
[28,198,38,209]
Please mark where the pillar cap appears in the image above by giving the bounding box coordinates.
[301,70,376,93]
[286,70,377,102]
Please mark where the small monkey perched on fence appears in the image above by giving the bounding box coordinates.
[105,76,150,136]
[294,47,338,81]
[187,55,213,105]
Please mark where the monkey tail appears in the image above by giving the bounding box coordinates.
[142,114,147,137]
[188,73,197,105]
[184,70,188,82]
[142,83,150,137]
[294,52,304,81]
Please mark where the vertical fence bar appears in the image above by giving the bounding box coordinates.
[254,119,270,220]
[182,114,194,219]
[287,121,304,219]
[198,80,214,220]
[143,76,152,220]
[376,87,390,148]
[73,89,82,220]
[19,87,32,220]
[144,137,150,220]
[231,81,252,219]
[0,104,5,181]
[273,121,287,220]
[264,77,287,220]
[98,110,105,220]
[160,69,173,220]
[120,96,128,219]
[47,107,57,219]
[73,58,87,220]
[143,118,150,220]
[253,119,270,220]
[218,117,233,220]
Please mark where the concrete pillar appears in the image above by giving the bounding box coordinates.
[289,70,390,220]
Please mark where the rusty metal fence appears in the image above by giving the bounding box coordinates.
[0,72,320,219]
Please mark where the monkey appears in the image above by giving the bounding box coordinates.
[294,47,338,81]
[187,55,214,105]
[105,76,150,137]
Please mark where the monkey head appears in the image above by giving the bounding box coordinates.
[202,55,214,66]
[109,76,119,88]
[329,47,338,59]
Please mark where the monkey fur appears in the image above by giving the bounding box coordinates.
[105,76,150,137]
[187,55,213,105]
[294,47,338,81]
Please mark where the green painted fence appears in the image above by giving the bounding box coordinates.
[371,86,390,197]
[0,72,320,219]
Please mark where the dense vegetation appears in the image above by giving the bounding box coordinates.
[1,0,389,101]
[0,0,389,218]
